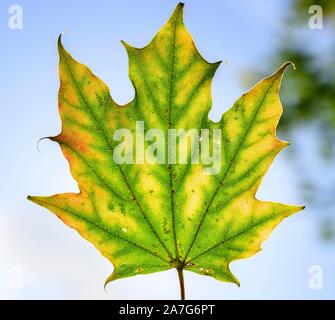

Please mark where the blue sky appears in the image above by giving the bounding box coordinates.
[0,0,334,299]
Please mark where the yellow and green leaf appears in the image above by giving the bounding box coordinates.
[28,3,304,298]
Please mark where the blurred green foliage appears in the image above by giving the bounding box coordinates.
[294,0,335,18]
[279,0,335,159]
[254,0,335,240]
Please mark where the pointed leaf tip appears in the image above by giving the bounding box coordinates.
[57,34,68,57]
[120,39,133,51]
[275,62,296,79]
[57,33,63,49]
[172,2,185,19]
[275,62,291,77]
[57,33,72,56]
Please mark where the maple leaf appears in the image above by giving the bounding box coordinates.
[28,3,304,299]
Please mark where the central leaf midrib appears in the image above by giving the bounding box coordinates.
[167,12,179,262]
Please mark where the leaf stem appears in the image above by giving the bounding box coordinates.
[177,268,185,300]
